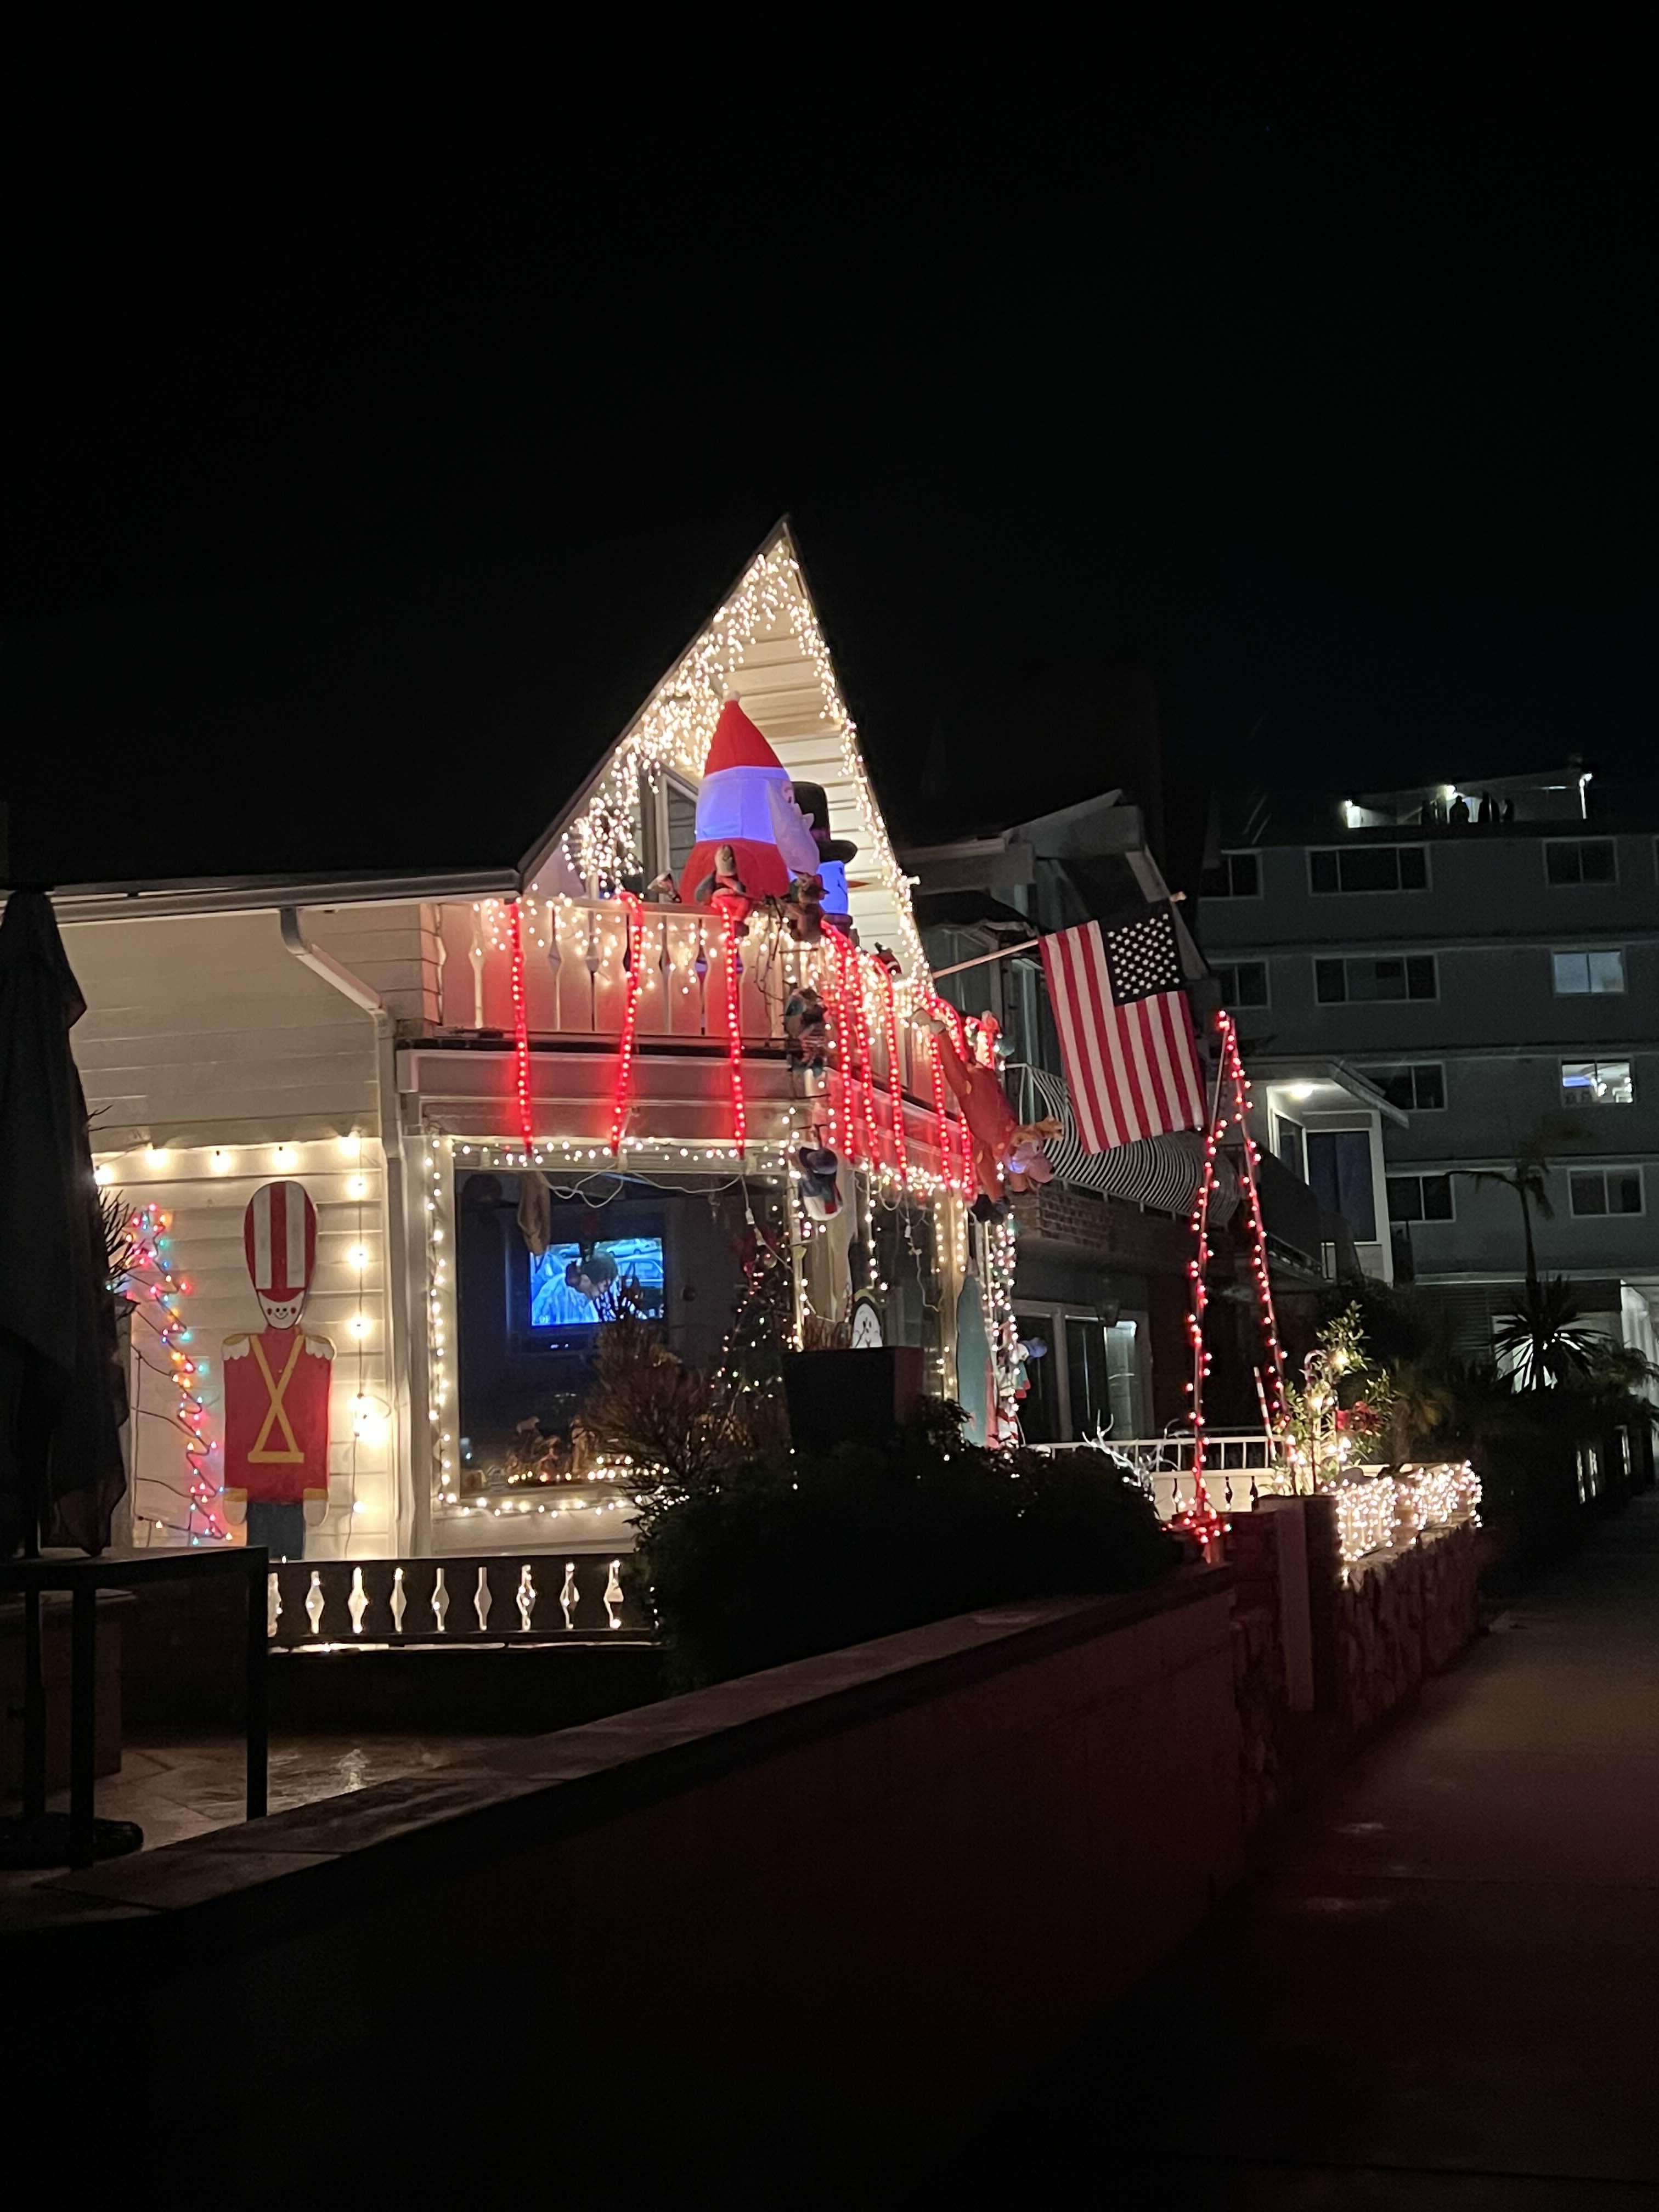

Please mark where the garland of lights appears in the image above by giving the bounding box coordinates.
[1178,1008,1292,1552]
[610,890,646,1154]
[126,1203,223,1541]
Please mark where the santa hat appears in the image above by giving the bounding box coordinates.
[679,697,818,904]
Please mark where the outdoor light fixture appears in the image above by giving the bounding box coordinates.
[1288,1084,1316,1102]
[94,1163,115,1186]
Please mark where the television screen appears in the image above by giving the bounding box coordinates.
[528,1235,665,1329]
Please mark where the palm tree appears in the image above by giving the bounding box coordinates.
[1493,1276,1605,1391]
[1457,1136,1553,1295]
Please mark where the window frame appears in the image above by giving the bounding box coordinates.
[1201,850,1262,900]
[1568,1166,1645,1218]
[1544,838,1618,888]
[1214,958,1271,1009]
[1307,843,1431,895]
[1314,953,1440,1004]
[1559,1057,1635,1108]
[1551,948,1627,996]
[1386,1171,1457,1225]
[1367,1062,1446,1112]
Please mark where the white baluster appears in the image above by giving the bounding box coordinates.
[348,1566,369,1635]
[516,1564,537,1631]
[604,1560,624,1630]
[431,1566,450,1634]
[469,908,487,1028]
[560,1561,578,1631]
[267,1572,283,1639]
[390,1565,408,1634]
[304,1570,325,1636]
[475,1566,493,1632]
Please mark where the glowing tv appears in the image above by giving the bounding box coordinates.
[528,1235,665,1330]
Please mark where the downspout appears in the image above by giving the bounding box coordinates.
[279,907,428,1556]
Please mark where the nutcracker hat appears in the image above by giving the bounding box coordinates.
[679,697,815,904]
[786,780,859,863]
[244,1180,318,1305]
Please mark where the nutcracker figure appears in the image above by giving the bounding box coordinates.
[222,1180,333,1559]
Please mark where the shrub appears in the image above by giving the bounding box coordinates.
[635,1404,1180,1688]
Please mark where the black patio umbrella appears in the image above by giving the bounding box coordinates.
[0,890,127,1558]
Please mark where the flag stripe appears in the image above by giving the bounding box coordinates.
[1040,909,1206,1155]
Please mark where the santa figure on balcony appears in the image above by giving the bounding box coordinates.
[679,696,821,909]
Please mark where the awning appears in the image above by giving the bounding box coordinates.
[1020,1064,1240,1223]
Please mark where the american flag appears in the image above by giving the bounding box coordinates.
[1039,902,1207,1152]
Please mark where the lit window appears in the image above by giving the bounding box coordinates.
[1551,950,1625,995]
[1560,1058,1634,1107]
[1386,1173,1455,1223]
[1570,1168,1643,1217]
[1545,839,1616,886]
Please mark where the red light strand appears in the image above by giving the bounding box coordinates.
[721,910,747,1152]
[610,890,645,1155]
[878,961,911,1186]
[508,896,534,1155]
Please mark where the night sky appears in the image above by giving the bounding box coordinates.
[4,41,1649,887]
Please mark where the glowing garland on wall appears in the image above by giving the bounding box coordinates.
[508,898,534,1154]
[125,1202,224,1541]
[719,912,748,1154]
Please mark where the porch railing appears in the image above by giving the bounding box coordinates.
[268,1553,648,1647]
[434,896,938,1101]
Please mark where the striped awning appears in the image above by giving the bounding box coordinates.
[1021,1063,1240,1223]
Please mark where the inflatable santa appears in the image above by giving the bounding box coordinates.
[679,697,820,906]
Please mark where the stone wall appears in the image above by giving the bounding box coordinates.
[1226,1494,1481,1822]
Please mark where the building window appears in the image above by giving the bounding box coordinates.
[1200,851,1261,899]
[1387,1173,1455,1223]
[1569,1167,1644,1217]
[1560,1058,1634,1107]
[1214,960,1269,1008]
[1369,1063,1446,1111]
[1545,839,1616,886]
[1314,954,1438,1003]
[1308,1130,1378,1242]
[1309,845,1429,894]
[1551,950,1626,995]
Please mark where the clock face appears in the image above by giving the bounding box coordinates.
[851,1297,884,1350]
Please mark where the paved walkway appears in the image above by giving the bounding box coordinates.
[1014,1493,1659,2205]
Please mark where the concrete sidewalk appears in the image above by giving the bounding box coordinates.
[1003,1493,1659,2205]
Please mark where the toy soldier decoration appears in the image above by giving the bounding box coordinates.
[222,1181,333,1560]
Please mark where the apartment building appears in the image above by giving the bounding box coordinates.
[1198,766,1659,1365]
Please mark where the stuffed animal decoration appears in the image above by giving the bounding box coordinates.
[784,872,826,943]
[788,778,859,934]
[931,1020,1059,1208]
[795,1144,844,1219]
[783,983,830,1069]
[646,873,681,904]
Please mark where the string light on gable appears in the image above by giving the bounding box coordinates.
[551,533,927,978]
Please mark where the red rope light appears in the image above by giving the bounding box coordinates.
[829,932,870,1165]
[721,910,747,1153]
[878,961,910,1186]
[610,890,645,1154]
[508,898,534,1155]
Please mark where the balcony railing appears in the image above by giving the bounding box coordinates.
[435,896,940,1102]
[268,1552,647,1647]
